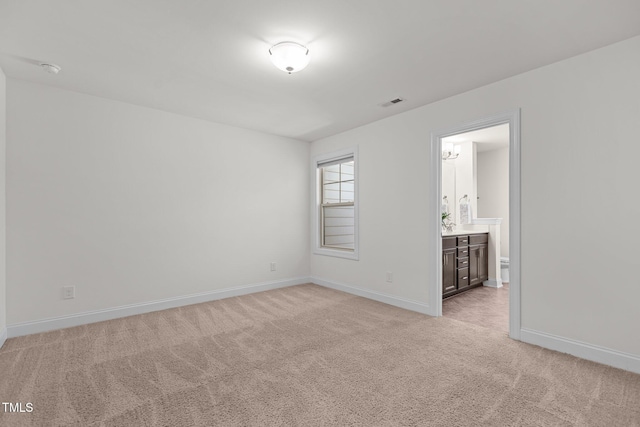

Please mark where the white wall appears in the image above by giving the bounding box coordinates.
[6,80,310,325]
[441,162,455,218]
[0,67,6,342]
[310,36,640,357]
[453,142,477,224]
[477,147,509,257]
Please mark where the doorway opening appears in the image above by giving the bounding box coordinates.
[429,110,521,340]
[442,124,509,332]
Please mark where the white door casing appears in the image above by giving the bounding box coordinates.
[429,109,521,340]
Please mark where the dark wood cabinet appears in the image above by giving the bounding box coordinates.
[443,233,488,298]
[468,233,489,286]
[457,267,470,290]
[469,244,488,286]
[443,249,457,294]
[442,237,457,295]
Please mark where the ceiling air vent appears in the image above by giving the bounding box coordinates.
[381,98,405,107]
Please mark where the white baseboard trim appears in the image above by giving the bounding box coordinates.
[521,328,640,374]
[0,327,7,349]
[311,276,431,315]
[7,276,311,338]
[483,279,503,288]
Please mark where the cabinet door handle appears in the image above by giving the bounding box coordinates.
[462,276,468,280]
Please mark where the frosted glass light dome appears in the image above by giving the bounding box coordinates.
[269,42,310,74]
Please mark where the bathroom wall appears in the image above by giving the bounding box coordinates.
[442,142,477,226]
[441,161,455,219]
[477,146,509,257]
[453,142,477,225]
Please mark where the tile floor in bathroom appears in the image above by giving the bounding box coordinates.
[442,283,509,333]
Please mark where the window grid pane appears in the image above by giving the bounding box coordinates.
[322,204,355,250]
[320,158,355,251]
[322,160,355,205]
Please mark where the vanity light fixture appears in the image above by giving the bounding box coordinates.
[442,142,461,160]
[269,41,310,74]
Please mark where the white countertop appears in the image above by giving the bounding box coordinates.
[442,230,489,237]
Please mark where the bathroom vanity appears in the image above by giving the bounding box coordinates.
[442,232,489,298]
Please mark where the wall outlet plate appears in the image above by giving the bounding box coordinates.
[386,272,393,283]
[63,286,75,299]
[270,262,277,272]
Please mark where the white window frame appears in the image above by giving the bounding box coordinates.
[312,146,359,260]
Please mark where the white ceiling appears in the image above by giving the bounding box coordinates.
[1,1,639,142]
[443,124,509,153]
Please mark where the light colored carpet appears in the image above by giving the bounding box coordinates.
[1,284,639,426]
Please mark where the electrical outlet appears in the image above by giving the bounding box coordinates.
[386,272,393,283]
[63,286,75,299]
[270,262,277,272]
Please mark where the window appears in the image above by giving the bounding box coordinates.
[313,148,358,259]
[321,158,354,249]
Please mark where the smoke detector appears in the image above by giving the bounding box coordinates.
[40,63,61,74]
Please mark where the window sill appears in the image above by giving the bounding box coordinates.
[313,247,359,260]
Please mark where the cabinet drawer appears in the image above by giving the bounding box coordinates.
[457,236,469,246]
[457,257,469,268]
[457,247,469,257]
[443,237,457,250]
[469,233,488,244]
[458,267,470,288]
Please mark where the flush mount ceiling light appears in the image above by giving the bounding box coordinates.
[269,41,310,74]
[442,142,461,160]
[40,63,61,74]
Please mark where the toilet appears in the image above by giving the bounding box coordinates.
[500,257,510,283]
